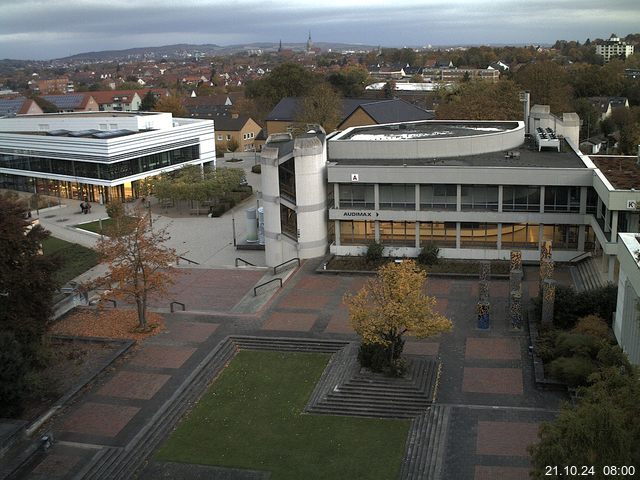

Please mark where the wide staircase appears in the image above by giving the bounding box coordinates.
[570,256,606,292]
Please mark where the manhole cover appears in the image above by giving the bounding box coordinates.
[43,215,56,219]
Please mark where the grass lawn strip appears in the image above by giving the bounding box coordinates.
[157,350,410,480]
[41,236,99,285]
[74,217,115,234]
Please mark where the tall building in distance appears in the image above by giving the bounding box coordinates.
[596,34,634,63]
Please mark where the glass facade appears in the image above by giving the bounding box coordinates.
[419,222,456,247]
[0,145,200,182]
[340,220,374,245]
[379,221,416,246]
[544,186,580,212]
[460,223,498,248]
[278,158,296,203]
[379,184,415,210]
[501,223,541,248]
[339,184,374,209]
[420,184,457,210]
[461,185,499,211]
[280,204,297,240]
[543,224,579,249]
[502,186,540,212]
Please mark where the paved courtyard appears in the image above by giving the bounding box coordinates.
[15,259,569,480]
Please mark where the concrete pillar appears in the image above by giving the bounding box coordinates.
[497,223,502,250]
[415,222,420,249]
[539,186,545,213]
[498,185,503,213]
[415,184,420,212]
[456,222,461,249]
[374,184,380,210]
[578,225,586,251]
[334,220,341,247]
[456,184,462,212]
[611,211,619,240]
[608,255,616,283]
[261,145,284,267]
[579,186,587,215]
[333,183,340,208]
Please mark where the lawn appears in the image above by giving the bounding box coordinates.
[41,236,99,285]
[74,217,114,234]
[157,350,411,480]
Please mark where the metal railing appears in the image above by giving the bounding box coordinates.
[235,257,256,267]
[254,278,282,296]
[568,251,592,263]
[170,301,186,313]
[273,257,300,275]
[176,255,200,265]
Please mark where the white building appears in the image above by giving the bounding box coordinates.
[614,233,640,365]
[596,34,634,63]
[259,106,640,286]
[0,111,215,202]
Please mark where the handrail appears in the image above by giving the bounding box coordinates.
[568,251,592,263]
[170,301,186,313]
[176,255,200,265]
[235,257,256,267]
[254,278,282,296]
[273,257,300,275]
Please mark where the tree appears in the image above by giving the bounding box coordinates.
[94,210,177,329]
[31,95,59,113]
[436,79,522,120]
[530,366,640,478]
[139,90,157,111]
[0,193,58,415]
[514,61,573,114]
[326,66,370,97]
[296,82,343,132]
[344,260,452,374]
[153,94,187,117]
[382,80,396,99]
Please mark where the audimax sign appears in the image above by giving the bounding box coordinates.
[342,211,379,217]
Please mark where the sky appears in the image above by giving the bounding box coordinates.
[0,0,638,60]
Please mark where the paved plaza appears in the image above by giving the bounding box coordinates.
[9,253,571,480]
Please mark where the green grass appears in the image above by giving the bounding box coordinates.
[74,217,114,234]
[41,236,99,285]
[157,350,410,480]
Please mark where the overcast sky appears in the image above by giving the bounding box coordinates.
[0,0,638,60]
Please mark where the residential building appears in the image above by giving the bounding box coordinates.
[0,97,43,116]
[30,77,74,94]
[214,115,262,152]
[41,94,99,113]
[265,97,434,135]
[90,90,143,111]
[588,97,630,121]
[0,111,215,202]
[258,105,640,287]
[596,34,635,63]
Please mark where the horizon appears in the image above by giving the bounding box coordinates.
[0,0,637,61]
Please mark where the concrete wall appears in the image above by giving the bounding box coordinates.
[614,233,640,365]
[528,105,580,147]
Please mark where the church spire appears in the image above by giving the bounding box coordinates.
[306,31,312,53]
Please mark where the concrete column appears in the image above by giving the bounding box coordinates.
[456,222,461,249]
[611,211,619,240]
[261,146,283,267]
[333,183,340,208]
[375,221,380,242]
[415,222,420,249]
[497,223,502,250]
[498,185,503,213]
[539,186,545,213]
[374,184,380,210]
[579,186,587,215]
[456,184,462,212]
[578,224,586,251]
[415,184,420,212]
[608,255,616,283]
[334,220,341,247]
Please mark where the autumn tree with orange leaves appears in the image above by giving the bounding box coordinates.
[95,208,177,329]
[345,260,452,375]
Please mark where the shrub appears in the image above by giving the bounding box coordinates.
[548,356,596,387]
[251,164,261,174]
[106,200,125,219]
[358,336,406,376]
[573,315,611,340]
[535,328,559,362]
[417,242,439,265]
[596,344,632,371]
[365,241,384,263]
[553,332,602,359]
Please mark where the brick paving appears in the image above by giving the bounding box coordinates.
[60,402,140,437]
[15,261,578,480]
[465,338,521,360]
[476,421,540,456]
[462,367,524,395]
[97,371,171,400]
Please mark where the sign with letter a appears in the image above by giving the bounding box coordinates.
[351,173,359,182]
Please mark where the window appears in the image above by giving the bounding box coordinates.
[586,187,598,214]
[461,185,498,211]
[420,184,456,210]
[379,184,415,209]
[279,158,296,202]
[217,134,223,141]
[460,223,498,248]
[226,134,232,141]
[339,220,374,245]
[542,225,579,249]
[419,222,456,247]
[502,224,540,248]
[339,184,374,209]
[280,204,297,240]
[544,186,580,212]
[379,222,416,246]
[502,186,540,212]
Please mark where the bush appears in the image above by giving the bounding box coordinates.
[251,164,261,174]
[358,336,406,377]
[573,315,611,340]
[535,328,559,363]
[417,242,439,265]
[553,332,602,359]
[596,344,632,371]
[365,241,384,263]
[548,356,597,387]
[106,200,125,219]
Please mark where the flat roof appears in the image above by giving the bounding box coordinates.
[338,121,519,141]
[13,111,157,119]
[329,137,586,169]
[590,156,640,190]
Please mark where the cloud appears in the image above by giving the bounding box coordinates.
[0,0,637,59]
